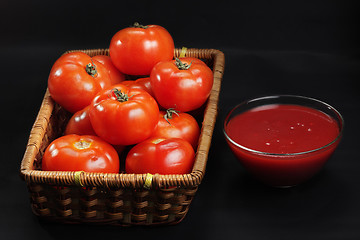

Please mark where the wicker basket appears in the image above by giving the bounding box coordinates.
[20,48,225,226]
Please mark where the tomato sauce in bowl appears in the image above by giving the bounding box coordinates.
[223,95,343,187]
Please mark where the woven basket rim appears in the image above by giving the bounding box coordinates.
[20,48,225,189]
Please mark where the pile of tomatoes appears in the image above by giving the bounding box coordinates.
[42,23,213,175]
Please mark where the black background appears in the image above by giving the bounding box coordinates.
[2,1,360,239]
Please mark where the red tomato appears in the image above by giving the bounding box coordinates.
[64,108,125,156]
[109,23,174,75]
[122,77,154,98]
[92,55,125,85]
[178,57,207,65]
[125,138,195,174]
[65,106,96,136]
[48,52,112,113]
[42,135,120,173]
[150,58,213,112]
[151,109,200,149]
[89,84,159,146]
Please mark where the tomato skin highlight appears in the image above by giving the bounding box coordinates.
[89,84,159,146]
[48,52,112,113]
[65,105,96,136]
[122,77,154,98]
[64,108,125,156]
[125,138,195,174]
[109,24,174,75]
[42,135,120,173]
[93,55,125,85]
[150,58,213,112]
[178,57,207,66]
[151,110,200,149]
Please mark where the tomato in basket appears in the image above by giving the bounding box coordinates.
[125,137,195,174]
[109,22,174,76]
[89,83,159,146]
[150,57,213,112]
[42,135,120,173]
[64,108,126,156]
[64,105,96,136]
[178,57,207,66]
[48,52,112,113]
[150,109,200,149]
[121,77,154,98]
[92,55,125,85]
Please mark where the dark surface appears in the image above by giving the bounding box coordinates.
[1,1,360,239]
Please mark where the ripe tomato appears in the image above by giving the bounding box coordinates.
[64,108,125,156]
[109,23,174,75]
[150,57,213,112]
[122,77,154,98]
[151,109,200,149]
[48,52,112,113]
[125,138,195,174]
[65,106,96,136]
[89,84,159,146]
[42,134,120,173]
[178,57,207,65]
[92,55,125,85]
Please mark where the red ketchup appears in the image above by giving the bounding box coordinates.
[225,104,340,187]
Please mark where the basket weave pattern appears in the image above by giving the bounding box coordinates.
[20,48,225,225]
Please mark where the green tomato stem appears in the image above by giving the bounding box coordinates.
[132,22,148,29]
[175,58,192,70]
[85,60,98,77]
[113,88,132,102]
[164,108,180,125]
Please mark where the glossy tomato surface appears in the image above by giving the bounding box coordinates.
[64,109,125,156]
[178,57,207,65]
[48,52,112,113]
[65,105,96,136]
[42,135,119,173]
[151,109,200,149]
[109,23,174,75]
[89,84,159,146]
[93,55,125,85]
[150,58,213,112]
[122,77,154,97]
[125,138,195,174]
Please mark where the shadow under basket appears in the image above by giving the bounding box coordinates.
[20,48,225,226]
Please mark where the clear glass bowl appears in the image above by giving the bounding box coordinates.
[223,95,344,187]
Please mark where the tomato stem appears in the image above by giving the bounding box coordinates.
[164,108,180,125]
[74,140,91,150]
[132,22,148,29]
[113,88,132,102]
[85,60,98,77]
[175,58,192,70]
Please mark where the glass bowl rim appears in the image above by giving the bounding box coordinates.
[223,95,344,156]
